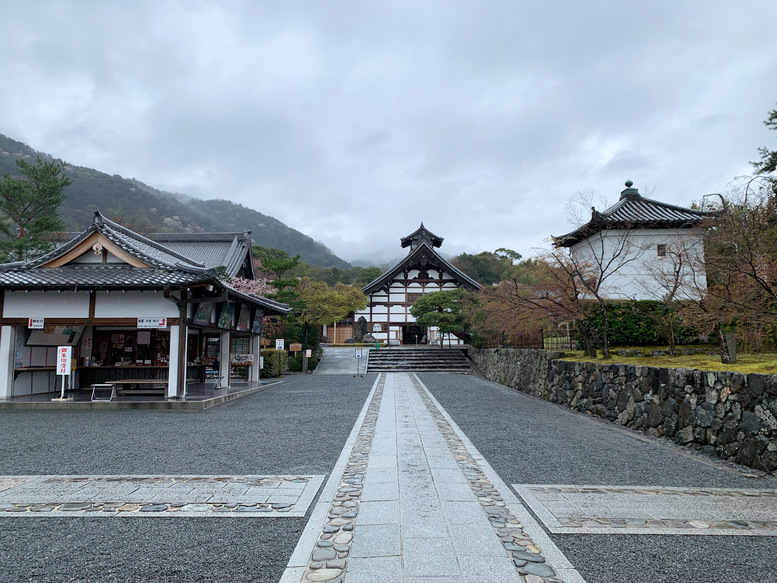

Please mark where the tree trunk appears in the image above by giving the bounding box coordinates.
[666,309,677,356]
[715,323,732,364]
[598,302,611,359]
[579,321,597,358]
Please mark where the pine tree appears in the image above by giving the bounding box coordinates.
[0,156,71,262]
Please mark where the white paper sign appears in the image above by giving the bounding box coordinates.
[137,317,168,328]
[305,349,312,358]
[28,317,44,329]
[57,346,72,376]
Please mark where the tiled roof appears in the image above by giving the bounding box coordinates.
[0,211,289,315]
[150,232,252,278]
[362,241,482,294]
[223,284,291,314]
[553,181,717,247]
[0,265,207,289]
[26,212,207,271]
[400,223,444,249]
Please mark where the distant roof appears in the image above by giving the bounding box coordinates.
[0,211,288,314]
[150,232,253,279]
[553,180,717,247]
[362,241,482,294]
[400,223,444,249]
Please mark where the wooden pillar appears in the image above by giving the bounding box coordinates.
[250,334,261,384]
[219,330,230,389]
[176,289,188,398]
[167,326,180,399]
[0,326,16,400]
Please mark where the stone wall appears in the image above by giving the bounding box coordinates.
[470,348,777,474]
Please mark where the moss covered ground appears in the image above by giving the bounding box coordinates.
[559,347,777,374]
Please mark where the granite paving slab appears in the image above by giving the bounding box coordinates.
[0,474,324,517]
[514,484,777,535]
[282,372,583,583]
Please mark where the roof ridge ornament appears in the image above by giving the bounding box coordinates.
[620,179,641,200]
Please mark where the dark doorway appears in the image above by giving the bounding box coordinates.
[403,325,426,345]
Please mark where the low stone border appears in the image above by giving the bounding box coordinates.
[0,380,282,411]
[299,374,386,582]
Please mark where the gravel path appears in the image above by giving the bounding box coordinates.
[419,373,777,583]
[0,375,374,583]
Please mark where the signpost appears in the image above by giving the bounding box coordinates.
[54,345,72,400]
[354,348,363,378]
[275,339,284,375]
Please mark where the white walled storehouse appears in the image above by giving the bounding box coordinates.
[553,181,716,300]
[354,224,482,346]
[0,211,289,400]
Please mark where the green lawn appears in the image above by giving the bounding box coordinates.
[559,347,777,374]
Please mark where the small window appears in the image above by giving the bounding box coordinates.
[656,244,666,257]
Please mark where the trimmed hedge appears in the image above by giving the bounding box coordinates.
[260,349,288,377]
[288,349,321,372]
[582,300,699,347]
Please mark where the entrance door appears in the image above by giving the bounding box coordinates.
[403,325,425,345]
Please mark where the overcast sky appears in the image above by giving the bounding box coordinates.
[2,1,776,265]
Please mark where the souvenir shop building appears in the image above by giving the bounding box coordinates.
[0,211,289,400]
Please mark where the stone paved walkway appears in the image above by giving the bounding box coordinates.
[515,484,777,536]
[282,372,584,583]
[0,475,324,517]
[315,346,370,375]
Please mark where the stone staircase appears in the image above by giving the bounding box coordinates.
[367,348,472,373]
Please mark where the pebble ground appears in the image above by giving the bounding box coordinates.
[419,372,777,583]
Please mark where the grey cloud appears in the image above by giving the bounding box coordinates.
[1,0,776,262]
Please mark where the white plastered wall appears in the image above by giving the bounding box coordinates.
[3,291,89,318]
[94,291,178,318]
[569,228,707,300]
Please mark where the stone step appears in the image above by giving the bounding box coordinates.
[367,348,471,373]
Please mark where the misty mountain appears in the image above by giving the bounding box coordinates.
[0,133,350,268]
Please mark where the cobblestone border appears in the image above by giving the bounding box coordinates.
[527,485,777,498]
[516,484,777,536]
[0,475,323,517]
[409,375,563,583]
[299,374,386,582]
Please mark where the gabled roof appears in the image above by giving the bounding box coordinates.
[25,211,208,271]
[401,223,444,249]
[362,241,482,294]
[0,211,288,315]
[553,180,717,248]
[150,232,253,278]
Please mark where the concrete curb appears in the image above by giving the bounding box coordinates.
[0,380,283,411]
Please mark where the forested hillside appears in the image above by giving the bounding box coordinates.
[0,133,350,268]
